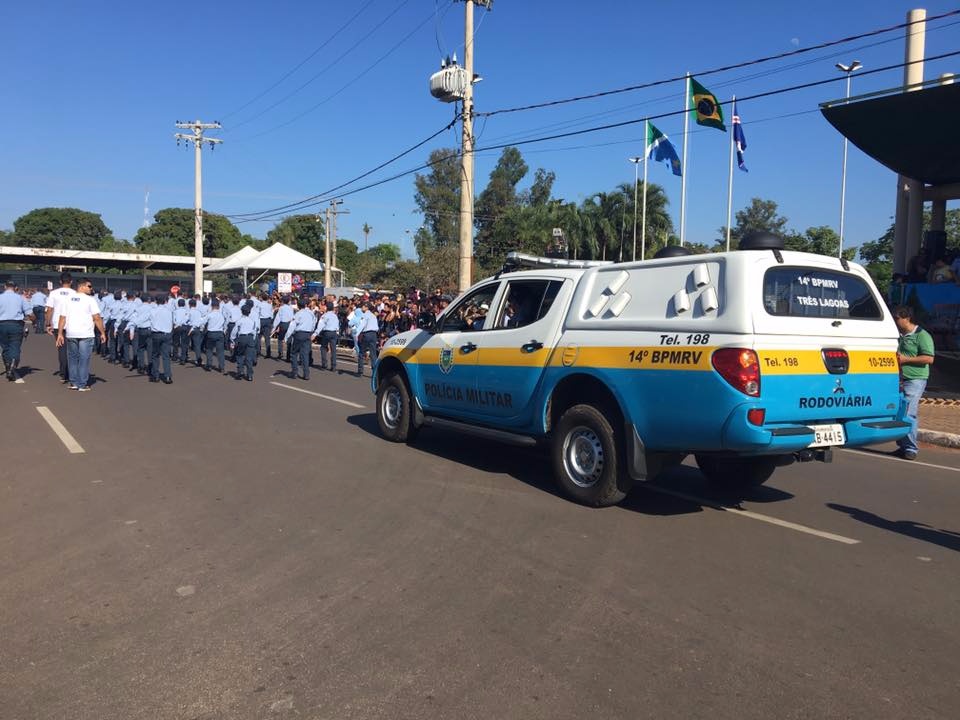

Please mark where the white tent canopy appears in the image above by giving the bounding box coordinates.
[204,245,262,273]
[204,242,323,289]
[244,242,323,272]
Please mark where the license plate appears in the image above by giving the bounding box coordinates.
[809,423,845,448]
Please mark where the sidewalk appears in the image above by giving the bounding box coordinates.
[919,398,960,450]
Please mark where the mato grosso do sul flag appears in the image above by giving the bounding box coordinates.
[646,123,682,176]
[690,77,726,131]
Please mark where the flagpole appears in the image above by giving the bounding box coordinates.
[725,95,736,252]
[679,73,690,246]
[642,121,649,261]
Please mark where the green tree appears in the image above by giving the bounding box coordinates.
[715,198,789,250]
[134,208,245,258]
[12,208,112,250]
[474,147,529,266]
[524,168,556,207]
[336,239,359,280]
[617,180,674,261]
[266,214,325,260]
[414,148,461,255]
[784,225,855,260]
[361,222,372,251]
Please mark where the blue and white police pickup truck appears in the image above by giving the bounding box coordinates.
[372,233,910,506]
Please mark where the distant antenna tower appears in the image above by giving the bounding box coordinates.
[142,188,152,228]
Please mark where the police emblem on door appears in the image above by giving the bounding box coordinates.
[439,346,454,374]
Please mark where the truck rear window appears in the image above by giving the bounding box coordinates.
[762,267,882,319]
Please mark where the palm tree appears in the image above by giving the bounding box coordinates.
[361,222,372,251]
[616,180,673,260]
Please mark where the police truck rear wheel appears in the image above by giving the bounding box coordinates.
[553,404,629,507]
[694,454,777,489]
[377,374,418,443]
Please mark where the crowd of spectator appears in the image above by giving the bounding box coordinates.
[897,250,960,285]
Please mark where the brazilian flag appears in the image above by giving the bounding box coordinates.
[690,77,726,132]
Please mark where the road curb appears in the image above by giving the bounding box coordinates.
[918,428,960,449]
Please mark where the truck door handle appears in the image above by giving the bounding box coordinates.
[460,342,477,354]
[521,341,543,353]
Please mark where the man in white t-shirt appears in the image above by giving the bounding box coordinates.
[45,271,78,383]
[56,278,105,392]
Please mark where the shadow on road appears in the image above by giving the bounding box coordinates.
[827,503,960,552]
[348,413,795,517]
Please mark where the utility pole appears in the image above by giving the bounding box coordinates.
[457,0,491,293]
[323,209,332,289]
[329,199,348,288]
[175,120,221,294]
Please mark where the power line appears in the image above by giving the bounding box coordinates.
[227,115,461,220]
[476,8,960,118]
[219,0,379,123]
[226,49,960,225]
[231,8,437,142]
[228,0,414,133]
[478,18,960,150]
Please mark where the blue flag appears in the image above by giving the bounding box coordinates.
[646,123,682,177]
[733,101,748,172]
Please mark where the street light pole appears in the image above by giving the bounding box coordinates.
[629,157,641,262]
[836,60,862,258]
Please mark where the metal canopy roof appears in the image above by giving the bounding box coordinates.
[0,246,221,271]
[820,82,960,186]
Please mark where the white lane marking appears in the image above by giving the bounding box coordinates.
[36,406,85,454]
[642,485,860,545]
[270,382,365,409]
[840,448,960,474]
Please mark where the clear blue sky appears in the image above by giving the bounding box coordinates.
[2,1,958,260]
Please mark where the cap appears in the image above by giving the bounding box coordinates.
[480,302,489,310]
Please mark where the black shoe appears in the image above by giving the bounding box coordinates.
[149,376,159,383]
[6,369,15,381]
[892,448,917,461]
[246,376,253,382]
[204,366,211,372]
[162,377,173,385]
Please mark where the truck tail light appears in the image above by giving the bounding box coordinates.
[712,348,761,397]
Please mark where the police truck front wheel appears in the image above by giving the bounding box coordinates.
[552,404,631,507]
[694,454,778,489]
[377,373,419,443]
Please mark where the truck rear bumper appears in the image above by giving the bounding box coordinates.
[719,401,912,455]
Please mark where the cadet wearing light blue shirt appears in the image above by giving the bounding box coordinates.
[185,300,205,365]
[356,303,380,377]
[285,302,318,380]
[132,296,155,372]
[30,290,47,333]
[312,304,340,371]
[231,306,259,381]
[0,283,34,381]
[202,301,227,372]
[272,298,295,361]
[149,296,174,383]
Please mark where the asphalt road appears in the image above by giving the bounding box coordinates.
[3,337,959,720]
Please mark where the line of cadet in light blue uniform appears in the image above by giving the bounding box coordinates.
[93,289,380,383]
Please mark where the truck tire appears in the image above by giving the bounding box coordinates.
[376,373,419,443]
[552,403,631,507]
[694,454,778,489]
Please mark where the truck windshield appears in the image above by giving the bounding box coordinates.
[762,267,882,320]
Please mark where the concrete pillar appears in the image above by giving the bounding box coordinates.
[892,8,926,275]
[931,198,947,232]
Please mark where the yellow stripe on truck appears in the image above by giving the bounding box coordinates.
[382,344,899,374]
[758,349,898,375]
